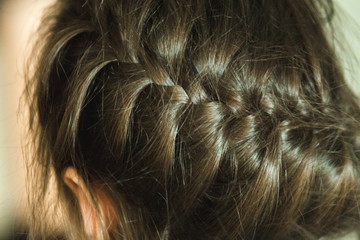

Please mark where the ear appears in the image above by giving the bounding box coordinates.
[62,167,115,237]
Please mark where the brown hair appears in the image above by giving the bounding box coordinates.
[26,0,360,239]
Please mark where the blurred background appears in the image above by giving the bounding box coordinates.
[0,1,54,239]
[0,0,359,239]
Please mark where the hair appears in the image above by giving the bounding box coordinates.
[25,0,360,239]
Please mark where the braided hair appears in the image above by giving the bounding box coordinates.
[26,0,360,239]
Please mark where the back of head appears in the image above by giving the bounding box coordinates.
[27,0,360,239]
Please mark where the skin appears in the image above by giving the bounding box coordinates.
[62,167,115,238]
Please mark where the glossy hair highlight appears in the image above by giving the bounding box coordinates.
[26,0,360,239]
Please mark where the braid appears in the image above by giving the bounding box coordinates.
[26,0,360,239]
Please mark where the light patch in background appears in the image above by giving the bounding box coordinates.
[0,0,53,238]
[335,0,360,96]
[0,40,13,239]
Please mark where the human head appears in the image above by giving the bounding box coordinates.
[26,0,360,239]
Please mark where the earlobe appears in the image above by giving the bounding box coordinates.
[62,167,116,237]
[62,167,98,237]
[62,167,81,193]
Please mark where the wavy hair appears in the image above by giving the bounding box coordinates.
[26,0,360,239]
